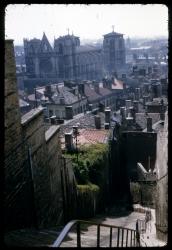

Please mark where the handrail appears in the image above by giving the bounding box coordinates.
[52,219,140,247]
[52,220,77,247]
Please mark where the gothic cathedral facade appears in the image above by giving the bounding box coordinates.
[24,31,126,82]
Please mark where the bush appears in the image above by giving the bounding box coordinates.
[64,143,108,185]
[77,183,100,193]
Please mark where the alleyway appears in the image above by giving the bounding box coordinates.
[4,204,167,247]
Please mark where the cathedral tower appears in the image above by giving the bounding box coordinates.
[103,28,126,75]
[54,32,80,80]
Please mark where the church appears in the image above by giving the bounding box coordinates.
[24,29,126,85]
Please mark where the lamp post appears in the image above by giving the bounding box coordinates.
[73,124,80,165]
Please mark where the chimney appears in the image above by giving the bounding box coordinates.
[102,78,107,88]
[65,131,74,152]
[78,83,85,96]
[99,102,105,112]
[147,117,152,132]
[133,101,139,113]
[105,108,111,124]
[126,117,134,126]
[94,115,101,129]
[50,115,56,125]
[89,104,93,111]
[143,95,149,107]
[104,123,110,129]
[73,125,79,137]
[94,82,100,94]
[135,88,140,101]
[129,107,136,121]
[60,97,65,105]
[65,106,73,120]
[44,85,52,98]
[125,99,132,109]
[120,107,126,123]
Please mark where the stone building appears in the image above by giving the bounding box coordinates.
[5,40,67,231]
[23,30,126,89]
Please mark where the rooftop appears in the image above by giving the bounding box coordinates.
[135,113,161,130]
[61,128,110,149]
[19,98,30,107]
[103,31,123,37]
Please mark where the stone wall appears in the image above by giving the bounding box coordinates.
[5,40,64,231]
[155,111,168,242]
[45,126,64,225]
[5,40,35,231]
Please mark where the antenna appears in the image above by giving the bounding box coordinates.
[112,25,115,32]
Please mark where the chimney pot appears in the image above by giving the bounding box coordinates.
[104,123,110,129]
[65,132,74,151]
[95,115,101,129]
[105,108,111,124]
[50,115,56,124]
[147,117,152,132]
[65,106,73,120]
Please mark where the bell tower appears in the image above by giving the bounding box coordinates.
[54,30,80,80]
[103,27,126,75]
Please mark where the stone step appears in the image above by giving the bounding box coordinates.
[4,210,146,247]
[58,211,146,247]
[4,228,62,247]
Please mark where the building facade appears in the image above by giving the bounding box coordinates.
[24,31,126,84]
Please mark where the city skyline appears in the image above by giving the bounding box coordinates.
[5,4,168,45]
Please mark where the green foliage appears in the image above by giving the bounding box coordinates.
[64,143,108,185]
[77,183,100,194]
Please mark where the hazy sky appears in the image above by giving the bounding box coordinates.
[5,4,168,45]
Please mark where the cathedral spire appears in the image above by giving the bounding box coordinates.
[112,25,115,32]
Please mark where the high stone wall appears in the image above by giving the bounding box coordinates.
[5,40,35,231]
[5,40,64,231]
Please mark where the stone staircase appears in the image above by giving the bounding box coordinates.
[4,210,144,247]
[54,211,146,247]
[4,206,166,247]
[4,227,63,247]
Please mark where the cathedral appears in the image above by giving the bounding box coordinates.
[24,30,126,84]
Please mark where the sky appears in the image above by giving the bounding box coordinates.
[5,4,168,45]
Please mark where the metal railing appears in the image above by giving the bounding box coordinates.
[52,220,140,247]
